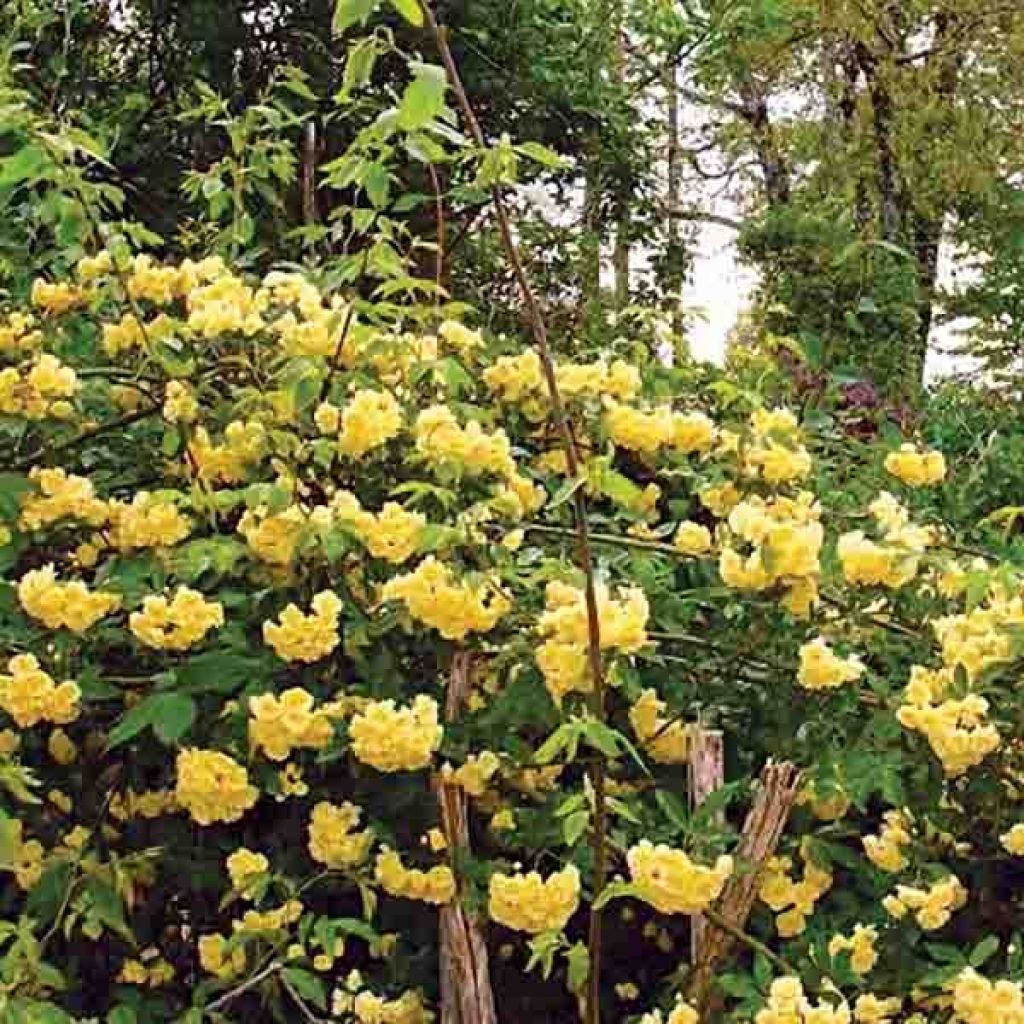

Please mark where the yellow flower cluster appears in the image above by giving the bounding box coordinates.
[129,586,224,650]
[107,493,191,550]
[186,268,268,337]
[175,748,259,825]
[262,590,342,662]
[198,933,246,979]
[0,312,41,352]
[117,952,175,988]
[319,389,403,458]
[101,313,145,356]
[443,750,501,796]
[19,467,108,531]
[603,399,716,457]
[163,380,199,423]
[9,821,45,890]
[233,899,303,935]
[375,849,456,905]
[1001,823,1024,856]
[226,849,268,894]
[674,521,713,556]
[743,407,813,485]
[952,968,1024,1024]
[629,689,689,764]
[487,864,580,933]
[755,977,850,1024]
[483,350,640,411]
[308,801,374,868]
[797,638,864,691]
[349,695,442,772]
[535,579,649,703]
[797,777,851,821]
[272,302,348,358]
[238,505,306,565]
[883,874,966,930]
[863,810,913,872]
[852,994,901,1024]
[414,404,516,477]
[897,689,1000,778]
[0,655,80,728]
[332,491,425,564]
[0,353,78,419]
[838,492,933,589]
[759,845,833,937]
[638,997,699,1024]
[933,592,1024,681]
[884,443,946,487]
[189,420,267,483]
[18,565,120,632]
[828,923,879,974]
[109,788,179,821]
[381,557,509,639]
[31,278,87,314]
[718,492,823,616]
[249,688,334,760]
[350,989,432,1024]
[627,840,732,915]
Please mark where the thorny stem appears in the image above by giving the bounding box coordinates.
[418,5,608,1020]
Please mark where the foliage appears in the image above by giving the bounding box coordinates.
[2,3,1024,1024]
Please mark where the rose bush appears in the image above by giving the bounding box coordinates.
[0,247,1023,1024]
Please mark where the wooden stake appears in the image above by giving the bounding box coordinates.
[688,726,724,963]
[437,652,497,1024]
[685,760,802,1016]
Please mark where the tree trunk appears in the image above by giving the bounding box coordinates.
[581,134,602,305]
[664,59,684,342]
[611,0,629,308]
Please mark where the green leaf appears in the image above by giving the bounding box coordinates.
[86,878,135,944]
[969,935,999,968]
[562,810,589,846]
[515,141,566,170]
[0,145,50,190]
[363,163,391,208]
[106,693,196,749]
[176,652,271,695]
[565,942,589,993]
[389,0,424,25]
[282,968,327,1010]
[107,1006,137,1024]
[398,63,448,131]
[593,880,642,910]
[152,694,196,744]
[333,0,381,33]
[548,475,586,511]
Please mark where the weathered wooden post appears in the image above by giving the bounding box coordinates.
[436,651,497,1024]
[688,725,725,963]
[686,760,802,1016]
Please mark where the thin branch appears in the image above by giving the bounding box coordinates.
[7,406,159,473]
[419,6,609,1021]
[701,907,797,975]
[204,960,283,1014]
